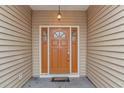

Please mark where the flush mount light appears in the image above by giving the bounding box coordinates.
[57,5,62,21]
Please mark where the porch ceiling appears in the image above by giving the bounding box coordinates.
[30,5,89,11]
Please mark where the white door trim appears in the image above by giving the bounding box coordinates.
[39,25,80,77]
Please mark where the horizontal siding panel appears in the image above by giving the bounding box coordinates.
[88,39,124,46]
[87,67,121,87]
[88,24,124,37]
[33,12,86,17]
[0,13,31,33]
[0,27,31,40]
[0,53,32,65]
[0,51,31,58]
[0,21,31,37]
[87,5,124,87]
[0,59,31,82]
[0,5,32,88]
[88,19,124,37]
[89,16,124,34]
[88,56,124,74]
[7,6,31,24]
[0,56,31,71]
[87,68,117,87]
[0,40,31,46]
[0,46,31,52]
[1,66,31,88]
[88,62,124,87]
[88,50,124,59]
[0,63,31,87]
[14,6,31,21]
[87,72,104,88]
[0,6,30,26]
[88,46,124,52]
[0,8,30,30]
[11,68,32,88]
[0,32,31,42]
[88,25,124,39]
[87,5,106,21]
[88,53,124,66]
[0,13,30,33]
[88,6,119,29]
[88,31,124,42]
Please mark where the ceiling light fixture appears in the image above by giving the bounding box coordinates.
[57,5,62,21]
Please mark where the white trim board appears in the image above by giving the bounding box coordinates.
[39,25,80,77]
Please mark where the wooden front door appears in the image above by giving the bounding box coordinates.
[50,27,70,74]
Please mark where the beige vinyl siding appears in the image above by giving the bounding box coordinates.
[87,5,124,87]
[0,5,32,88]
[32,10,87,76]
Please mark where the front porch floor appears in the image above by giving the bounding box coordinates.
[23,77,95,88]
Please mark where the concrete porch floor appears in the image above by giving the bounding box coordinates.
[22,77,95,88]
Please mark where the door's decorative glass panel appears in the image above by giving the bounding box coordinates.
[60,32,63,36]
[54,32,66,39]
[72,32,77,41]
[54,32,59,39]
[42,28,48,42]
[61,33,66,39]
[71,28,77,42]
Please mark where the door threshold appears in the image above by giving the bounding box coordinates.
[40,74,79,78]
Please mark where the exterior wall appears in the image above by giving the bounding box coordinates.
[87,5,124,87]
[0,5,32,88]
[32,10,87,76]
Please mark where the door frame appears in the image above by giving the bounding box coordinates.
[39,25,80,77]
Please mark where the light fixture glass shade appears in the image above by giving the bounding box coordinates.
[57,13,62,20]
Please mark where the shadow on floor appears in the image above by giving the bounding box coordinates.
[22,77,95,88]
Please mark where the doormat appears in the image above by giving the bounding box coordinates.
[51,77,70,82]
